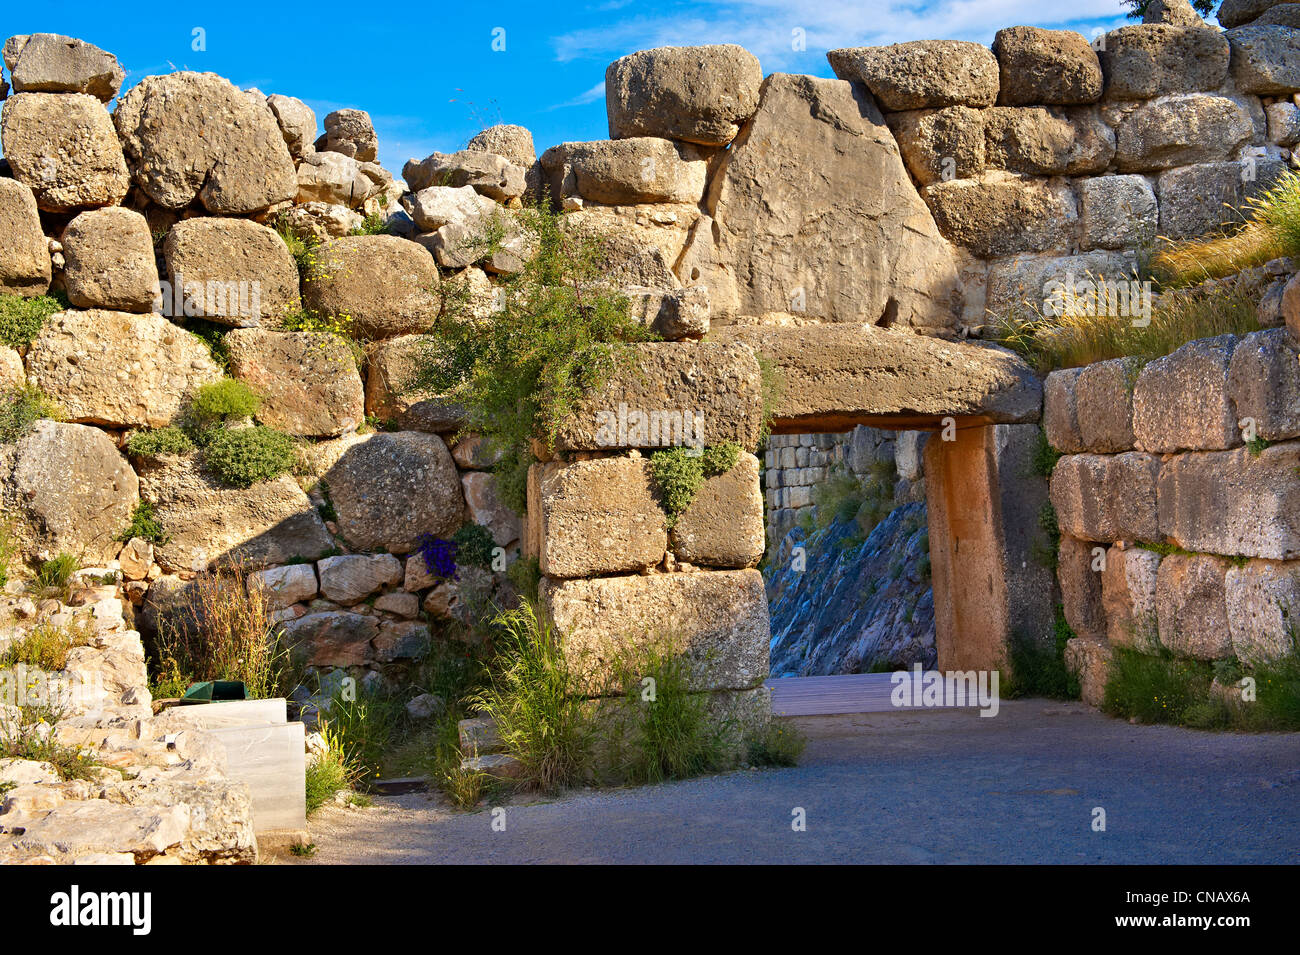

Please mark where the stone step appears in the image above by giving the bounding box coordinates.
[459,753,523,780]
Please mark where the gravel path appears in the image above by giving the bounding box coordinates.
[283,700,1300,865]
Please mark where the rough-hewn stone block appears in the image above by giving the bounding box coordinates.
[1058,534,1107,643]
[1225,559,1300,663]
[1100,544,1161,648]
[1155,553,1233,659]
[1050,452,1160,542]
[1076,357,1140,453]
[1133,335,1239,452]
[1228,328,1300,442]
[1043,368,1085,453]
[670,451,765,568]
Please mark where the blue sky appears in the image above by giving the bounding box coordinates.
[7,1,1135,176]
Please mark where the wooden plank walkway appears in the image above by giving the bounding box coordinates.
[767,672,980,716]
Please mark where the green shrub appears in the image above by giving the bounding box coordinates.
[506,555,541,604]
[322,686,406,786]
[1102,646,1213,724]
[0,385,61,443]
[33,553,79,599]
[191,379,262,424]
[746,720,806,768]
[810,459,897,544]
[0,292,64,348]
[0,617,94,671]
[116,501,168,544]
[0,701,99,781]
[453,523,497,569]
[305,721,356,814]
[649,441,742,527]
[1029,427,1061,477]
[126,426,195,459]
[349,209,392,236]
[203,426,296,487]
[0,518,15,589]
[1002,606,1080,700]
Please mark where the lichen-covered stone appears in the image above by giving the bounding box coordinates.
[1133,335,1239,452]
[0,92,129,211]
[163,217,300,326]
[61,207,158,313]
[827,41,1000,111]
[991,26,1103,105]
[0,178,51,296]
[302,235,440,340]
[1050,452,1160,542]
[1155,553,1233,659]
[226,329,364,438]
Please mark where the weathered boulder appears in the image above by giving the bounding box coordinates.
[827,41,1000,111]
[303,236,439,339]
[539,138,708,205]
[276,202,361,243]
[316,109,377,162]
[605,45,763,146]
[163,217,300,326]
[374,620,431,662]
[138,455,333,572]
[698,73,962,330]
[282,611,378,667]
[1076,357,1140,453]
[715,323,1043,429]
[991,26,1103,105]
[0,421,138,563]
[1267,100,1300,145]
[985,250,1139,321]
[26,310,222,428]
[317,553,403,605]
[1078,174,1159,250]
[1156,553,1233,659]
[1226,25,1300,94]
[1101,544,1162,648]
[1064,636,1113,707]
[1157,441,1300,559]
[670,451,765,568]
[1219,0,1287,26]
[562,206,684,291]
[541,569,770,696]
[1050,452,1161,542]
[408,184,497,233]
[1133,335,1238,452]
[1114,94,1254,172]
[1257,2,1300,26]
[624,285,709,339]
[535,457,667,578]
[266,94,316,157]
[1098,25,1230,100]
[461,471,520,548]
[884,106,986,186]
[466,124,536,168]
[60,207,158,313]
[248,563,318,610]
[555,340,764,452]
[982,106,1115,176]
[225,329,364,438]
[1143,0,1207,26]
[1228,328,1300,441]
[363,335,465,433]
[2,33,123,100]
[0,348,24,388]
[402,150,525,200]
[1156,160,1283,239]
[295,150,376,208]
[1043,368,1085,453]
[1225,559,1300,663]
[922,172,1077,259]
[113,72,297,213]
[325,431,464,552]
[0,92,130,211]
[0,178,51,295]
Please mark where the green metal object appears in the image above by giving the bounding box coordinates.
[178,680,249,704]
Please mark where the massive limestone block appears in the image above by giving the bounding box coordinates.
[466,124,537,168]
[26,310,222,428]
[982,107,1115,177]
[248,563,318,610]
[61,207,158,312]
[984,250,1138,321]
[555,340,764,452]
[138,455,333,572]
[699,73,963,330]
[1115,95,1253,172]
[539,138,708,205]
[0,92,129,211]
[884,106,986,186]
[1227,25,1300,94]
[536,456,667,578]
[922,173,1077,259]
[295,150,376,208]
[1133,335,1238,453]
[266,94,317,157]
[302,235,440,339]
[670,451,766,569]
[113,72,297,213]
[1075,357,1140,453]
[225,329,364,438]
[563,204,689,291]
[0,178,51,296]
[605,45,763,146]
[1043,368,1085,453]
[1156,161,1284,239]
[3,33,123,100]
[282,611,379,667]
[1225,559,1300,663]
[1155,553,1233,659]
[325,431,464,553]
[0,421,138,563]
[827,41,999,111]
[1143,0,1208,26]
[1101,544,1162,648]
[1229,329,1300,441]
[1050,452,1161,542]
[163,217,300,326]
[715,323,1042,430]
[541,569,770,696]
[1078,174,1159,250]
[363,335,464,433]
[1157,442,1300,559]
[318,553,403,605]
[1219,0,1291,26]
[1257,3,1300,26]
[1058,534,1107,644]
[1098,25,1230,100]
[408,184,496,233]
[991,26,1103,105]
[402,150,525,201]
[317,108,377,162]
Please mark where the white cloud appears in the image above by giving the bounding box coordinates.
[549,81,608,110]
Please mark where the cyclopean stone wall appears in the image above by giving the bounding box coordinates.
[1045,310,1300,705]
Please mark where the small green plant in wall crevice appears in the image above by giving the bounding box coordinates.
[649,441,741,527]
